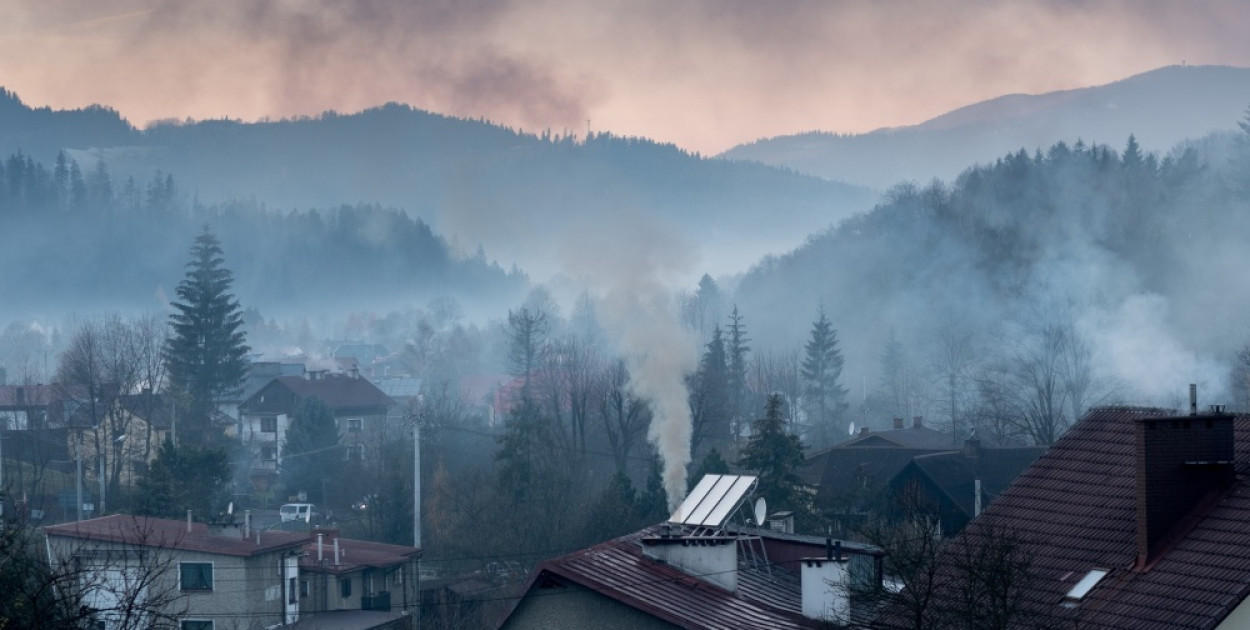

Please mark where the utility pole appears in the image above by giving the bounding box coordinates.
[413,414,421,549]
[76,433,83,522]
[1,428,5,520]
[99,454,105,515]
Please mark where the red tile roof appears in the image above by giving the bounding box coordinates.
[498,526,817,629]
[300,535,421,574]
[923,407,1250,629]
[44,514,308,557]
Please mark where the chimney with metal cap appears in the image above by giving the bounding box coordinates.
[802,539,850,623]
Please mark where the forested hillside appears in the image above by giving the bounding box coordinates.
[724,65,1250,190]
[0,150,527,320]
[733,119,1250,439]
[0,90,875,280]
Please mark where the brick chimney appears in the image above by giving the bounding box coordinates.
[1134,404,1235,570]
[913,416,923,428]
[893,417,904,430]
[962,438,981,460]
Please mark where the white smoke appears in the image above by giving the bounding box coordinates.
[558,211,699,511]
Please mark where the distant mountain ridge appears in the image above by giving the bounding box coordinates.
[721,65,1250,190]
[0,92,874,282]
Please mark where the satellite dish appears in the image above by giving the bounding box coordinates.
[848,421,856,436]
[227,502,234,516]
[753,497,767,526]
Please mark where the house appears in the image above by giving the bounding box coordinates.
[802,417,1042,538]
[298,530,421,618]
[495,474,885,629]
[0,384,71,518]
[835,416,957,450]
[44,514,421,630]
[902,400,1250,629]
[886,439,1045,537]
[237,371,394,491]
[44,514,308,630]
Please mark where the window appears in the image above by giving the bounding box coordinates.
[300,579,309,598]
[289,577,298,604]
[347,418,362,432]
[180,562,213,591]
[261,446,277,461]
[341,577,352,598]
[181,621,213,630]
[1065,568,1109,601]
[261,416,278,433]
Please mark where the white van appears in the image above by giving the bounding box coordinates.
[279,503,318,523]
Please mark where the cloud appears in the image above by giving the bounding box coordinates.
[1,0,1247,152]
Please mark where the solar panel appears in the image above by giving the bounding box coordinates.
[668,474,758,528]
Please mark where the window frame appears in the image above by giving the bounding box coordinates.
[260,416,278,433]
[181,620,214,630]
[179,562,214,592]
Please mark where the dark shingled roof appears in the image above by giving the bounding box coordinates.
[498,525,818,629]
[919,407,1250,630]
[808,447,949,504]
[270,374,393,411]
[903,446,1045,518]
[44,514,308,557]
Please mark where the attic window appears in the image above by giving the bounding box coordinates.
[1064,568,1109,601]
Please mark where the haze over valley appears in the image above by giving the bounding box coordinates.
[3,4,1250,626]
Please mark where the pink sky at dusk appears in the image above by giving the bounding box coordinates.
[2,0,1248,155]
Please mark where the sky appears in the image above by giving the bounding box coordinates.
[2,0,1249,155]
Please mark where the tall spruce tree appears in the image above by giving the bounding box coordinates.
[282,398,342,499]
[164,227,249,443]
[801,307,848,448]
[738,394,806,513]
[687,325,731,457]
[725,305,752,443]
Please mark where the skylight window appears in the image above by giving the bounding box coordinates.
[1064,568,1109,601]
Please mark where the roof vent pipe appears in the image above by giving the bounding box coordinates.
[187,510,192,533]
[334,537,341,566]
[317,533,324,562]
[1190,384,1198,416]
[244,510,251,539]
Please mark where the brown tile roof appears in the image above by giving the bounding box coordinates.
[498,525,817,630]
[43,514,308,557]
[926,407,1250,629]
[300,535,421,575]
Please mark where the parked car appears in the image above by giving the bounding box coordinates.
[352,494,379,511]
[279,503,319,522]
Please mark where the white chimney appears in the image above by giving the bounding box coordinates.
[801,540,851,624]
[641,536,737,592]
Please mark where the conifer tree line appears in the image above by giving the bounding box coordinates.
[0,150,527,317]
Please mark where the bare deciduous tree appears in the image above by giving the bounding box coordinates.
[597,358,651,476]
[4,514,187,630]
